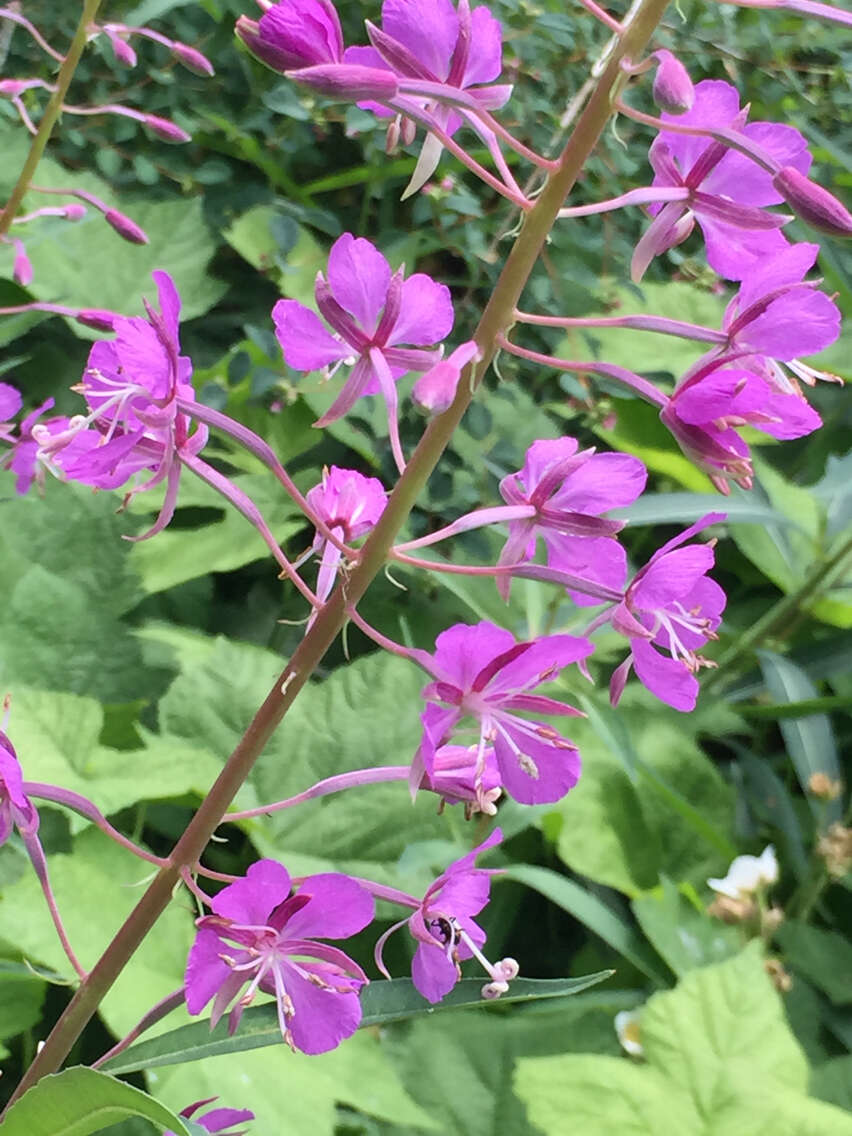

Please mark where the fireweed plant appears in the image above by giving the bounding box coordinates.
[0,0,850,1128]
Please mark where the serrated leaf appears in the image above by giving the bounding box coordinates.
[0,1067,192,1136]
[103,974,611,1074]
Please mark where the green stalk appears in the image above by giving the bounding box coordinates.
[0,0,102,237]
[3,0,671,1106]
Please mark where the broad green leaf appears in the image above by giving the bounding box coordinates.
[811,1055,852,1111]
[0,963,46,1041]
[544,705,734,895]
[127,473,304,593]
[144,1028,436,1136]
[158,646,454,887]
[103,974,612,1074]
[0,128,226,332]
[505,865,669,985]
[631,879,740,976]
[222,206,326,306]
[777,921,852,1005]
[641,941,809,1111]
[515,1054,699,1134]
[5,688,222,832]
[0,829,191,1036]
[757,651,843,823]
[0,1067,192,1136]
[614,491,805,529]
[516,944,852,1135]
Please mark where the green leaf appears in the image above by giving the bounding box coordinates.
[0,830,191,1036]
[0,1067,192,1136]
[504,865,669,985]
[631,879,740,976]
[776,922,852,1005]
[103,974,612,1074]
[0,963,46,1041]
[0,127,226,333]
[158,646,454,887]
[5,688,222,832]
[614,491,806,529]
[641,941,809,1110]
[757,650,843,823]
[811,1055,852,1112]
[127,473,304,593]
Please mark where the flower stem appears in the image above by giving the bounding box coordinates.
[0,0,103,237]
[3,0,673,1104]
[222,766,411,822]
[514,308,727,345]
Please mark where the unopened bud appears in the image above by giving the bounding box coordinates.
[772,167,852,238]
[287,63,398,101]
[808,771,842,800]
[144,114,192,144]
[386,117,401,154]
[12,240,32,287]
[171,42,215,77]
[400,116,417,146]
[63,203,87,222]
[707,894,756,924]
[104,209,149,245]
[75,308,118,331]
[412,341,480,415]
[817,823,852,879]
[0,79,30,96]
[652,50,694,115]
[106,30,137,68]
[761,906,785,935]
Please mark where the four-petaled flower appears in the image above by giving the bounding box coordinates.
[273,233,453,473]
[376,829,517,1003]
[185,860,374,1055]
[304,466,387,604]
[708,844,778,900]
[497,437,647,603]
[608,513,727,712]
[411,621,593,805]
[635,80,812,281]
[166,1098,254,1136]
[236,0,344,73]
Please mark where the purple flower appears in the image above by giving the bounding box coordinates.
[721,242,841,390]
[608,514,727,712]
[0,382,22,443]
[340,0,512,191]
[36,271,207,538]
[651,50,694,115]
[412,340,480,414]
[0,730,39,845]
[236,0,344,72]
[166,1098,254,1136]
[304,466,387,603]
[419,742,502,817]
[185,860,374,1055]
[635,80,812,281]
[662,365,821,492]
[412,621,593,805]
[497,437,647,603]
[273,233,453,472]
[376,829,517,1003]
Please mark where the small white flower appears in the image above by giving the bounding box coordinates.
[708,845,778,900]
[614,1009,643,1057]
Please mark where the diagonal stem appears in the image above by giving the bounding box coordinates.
[3,0,672,1106]
[0,0,103,237]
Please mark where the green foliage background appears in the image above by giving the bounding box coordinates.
[0,1,850,1133]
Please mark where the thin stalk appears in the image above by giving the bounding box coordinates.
[0,0,102,237]
[222,766,411,822]
[514,307,727,345]
[4,0,672,1104]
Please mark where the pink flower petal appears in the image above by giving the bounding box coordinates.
[327,233,391,334]
[272,299,351,371]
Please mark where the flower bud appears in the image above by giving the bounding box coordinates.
[772,166,852,238]
[12,240,32,287]
[104,209,149,245]
[652,50,694,115]
[412,341,480,415]
[75,309,118,331]
[144,114,192,144]
[0,79,30,97]
[105,29,137,68]
[171,42,215,77]
[63,203,87,222]
[286,63,398,101]
[808,771,842,800]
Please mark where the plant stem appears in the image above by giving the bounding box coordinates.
[0,0,102,237]
[3,0,672,1105]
